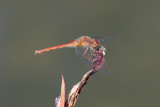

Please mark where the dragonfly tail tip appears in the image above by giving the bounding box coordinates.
[35,51,37,55]
[35,50,41,55]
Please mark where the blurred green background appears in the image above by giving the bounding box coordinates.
[0,0,160,107]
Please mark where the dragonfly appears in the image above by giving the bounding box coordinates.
[35,36,115,71]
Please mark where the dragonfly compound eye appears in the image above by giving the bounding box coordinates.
[92,39,100,48]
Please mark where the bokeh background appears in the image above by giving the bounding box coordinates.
[0,0,160,107]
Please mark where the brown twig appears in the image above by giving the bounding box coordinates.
[65,70,94,107]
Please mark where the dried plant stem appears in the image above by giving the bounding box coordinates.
[65,70,94,107]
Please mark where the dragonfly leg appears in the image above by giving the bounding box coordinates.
[90,47,96,57]
[83,47,92,62]
[90,47,93,56]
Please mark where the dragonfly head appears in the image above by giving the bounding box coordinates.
[92,38,100,48]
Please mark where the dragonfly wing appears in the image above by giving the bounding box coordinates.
[98,61,110,75]
[89,35,117,46]
[75,46,93,70]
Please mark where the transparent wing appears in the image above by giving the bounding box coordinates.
[98,60,110,75]
[75,46,93,70]
[75,46,110,73]
[89,35,117,46]
[75,35,116,73]
[89,35,116,73]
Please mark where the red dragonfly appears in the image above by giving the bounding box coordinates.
[35,36,101,61]
[35,36,115,71]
